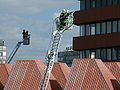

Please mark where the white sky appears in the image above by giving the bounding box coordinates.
[0,0,80,63]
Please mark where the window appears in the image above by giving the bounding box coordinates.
[3,52,6,57]
[96,49,101,59]
[118,47,120,59]
[112,48,117,60]
[96,23,101,34]
[112,21,117,32]
[96,0,101,7]
[107,48,111,60]
[107,21,112,33]
[101,49,106,60]
[79,51,83,58]
[82,51,85,58]
[91,0,96,8]
[102,0,107,6]
[80,25,85,36]
[107,0,112,6]
[113,0,118,5]
[86,24,90,36]
[118,20,120,32]
[80,0,86,10]
[119,0,120,4]
[91,50,96,58]
[86,0,91,9]
[101,22,106,34]
[0,52,2,56]
[85,50,90,58]
[91,24,95,35]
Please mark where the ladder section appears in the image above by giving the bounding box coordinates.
[40,32,63,90]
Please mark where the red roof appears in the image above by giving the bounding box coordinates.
[0,64,12,90]
[64,59,120,90]
[4,60,62,90]
[52,63,69,88]
[104,62,120,83]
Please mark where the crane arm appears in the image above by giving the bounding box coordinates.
[7,41,22,64]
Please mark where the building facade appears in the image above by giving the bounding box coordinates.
[58,0,120,67]
[73,0,120,61]
[0,40,7,64]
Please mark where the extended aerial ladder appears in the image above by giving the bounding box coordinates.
[40,10,74,90]
[7,30,30,64]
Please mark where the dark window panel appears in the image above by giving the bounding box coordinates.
[91,24,95,35]
[118,47,120,59]
[80,25,85,36]
[112,48,117,60]
[82,51,85,58]
[80,0,86,10]
[79,51,83,58]
[91,0,96,8]
[86,24,90,36]
[101,49,106,60]
[107,0,112,6]
[85,50,90,58]
[119,0,120,4]
[112,20,117,32]
[107,48,112,60]
[96,0,101,7]
[86,0,91,9]
[96,49,101,59]
[113,0,118,5]
[118,20,120,32]
[107,21,112,33]
[96,23,101,34]
[102,0,107,6]
[101,22,106,34]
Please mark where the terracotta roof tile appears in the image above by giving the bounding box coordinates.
[0,64,12,90]
[64,59,120,90]
[52,63,69,88]
[4,60,62,90]
[104,62,120,83]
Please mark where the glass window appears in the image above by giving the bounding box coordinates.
[86,0,91,9]
[118,20,120,32]
[96,0,101,7]
[91,50,96,58]
[91,0,96,8]
[113,0,118,5]
[101,22,106,34]
[3,52,6,57]
[80,25,85,36]
[86,24,90,36]
[101,49,106,60]
[79,51,83,58]
[112,21,117,32]
[82,51,85,58]
[119,0,120,4]
[0,52,2,56]
[96,49,101,59]
[85,50,90,58]
[112,48,117,60]
[118,47,120,59]
[102,0,107,6]
[96,23,101,34]
[107,48,111,60]
[107,21,112,33]
[107,0,112,6]
[91,24,95,35]
[80,0,86,10]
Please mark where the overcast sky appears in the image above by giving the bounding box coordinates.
[0,0,80,63]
